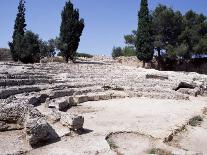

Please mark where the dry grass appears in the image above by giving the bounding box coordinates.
[148,148,172,155]
[106,138,119,150]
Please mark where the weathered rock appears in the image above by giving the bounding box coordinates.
[0,121,9,131]
[46,109,61,123]
[48,97,69,111]
[0,102,32,129]
[60,113,84,130]
[176,86,201,97]
[25,109,59,147]
[68,96,79,106]
[146,74,168,80]
[0,86,42,99]
[173,82,196,91]
[98,93,112,100]
[25,117,59,147]
[69,95,88,105]
[49,89,75,99]
[87,94,100,101]
[28,94,48,106]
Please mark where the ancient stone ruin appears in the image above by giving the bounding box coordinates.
[0,60,207,154]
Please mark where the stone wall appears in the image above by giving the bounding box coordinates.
[162,58,207,74]
[0,48,13,61]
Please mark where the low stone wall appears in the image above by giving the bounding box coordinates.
[162,58,207,74]
[0,48,13,61]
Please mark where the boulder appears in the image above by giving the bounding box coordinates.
[60,113,84,130]
[0,121,9,131]
[69,95,88,105]
[98,93,112,100]
[25,109,59,147]
[28,94,48,106]
[0,102,32,129]
[173,82,196,91]
[177,87,201,97]
[87,94,100,101]
[48,97,69,111]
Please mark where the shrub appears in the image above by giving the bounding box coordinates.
[112,47,124,59]
[76,52,93,58]
[189,115,203,126]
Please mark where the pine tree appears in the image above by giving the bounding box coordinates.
[9,0,26,61]
[59,0,84,63]
[136,0,154,67]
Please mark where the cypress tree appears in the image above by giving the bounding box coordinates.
[9,0,26,61]
[136,0,154,67]
[59,0,84,63]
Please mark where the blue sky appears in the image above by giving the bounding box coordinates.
[0,0,207,56]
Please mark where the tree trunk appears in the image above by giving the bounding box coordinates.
[142,61,146,68]
[65,56,69,63]
[157,48,161,71]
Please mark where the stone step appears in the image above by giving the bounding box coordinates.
[130,91,189,100]
[0,74,52,80]
[0,85,47,99]
[0,79,54,87]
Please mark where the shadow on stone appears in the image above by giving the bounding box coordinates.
[30,124,61,149]
[72,128,93,135]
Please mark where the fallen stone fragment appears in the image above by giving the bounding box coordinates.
[28,93,48,106]
[173,82,196,91]
[146,74,168,80]
[0,121,9,131]
[25,109,59,147]
[177,87,201,97]
[60,113,84,130]
[0,102,32,130]
[69,95,88,105]
[48,97,69,111]
[87,93,100,101]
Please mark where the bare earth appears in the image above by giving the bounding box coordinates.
[0,60,207,155]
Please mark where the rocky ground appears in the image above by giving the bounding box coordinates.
[0,60,207,155]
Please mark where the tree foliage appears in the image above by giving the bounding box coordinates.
[152,5,183,57]
[39,39,56,58]
[59,0,85,62]
[112,47,123,59]
[9,0,26,61]
[124,30,137,46]
[20,31,40,63]
[136,0,154,66]
[123,4,207,64]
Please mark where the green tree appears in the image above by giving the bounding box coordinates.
[193,35,207,56]
[123,46,136,56]
[136,0,154,67]
[124,30,137,46]
[178,10,207,59]
[152,5,183,68]
[112,47,123,59]
[59,0,84,63]
[9,0,26,61]
[20,31,40,63]
[39,39,49,58]
[48,39,56,57]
